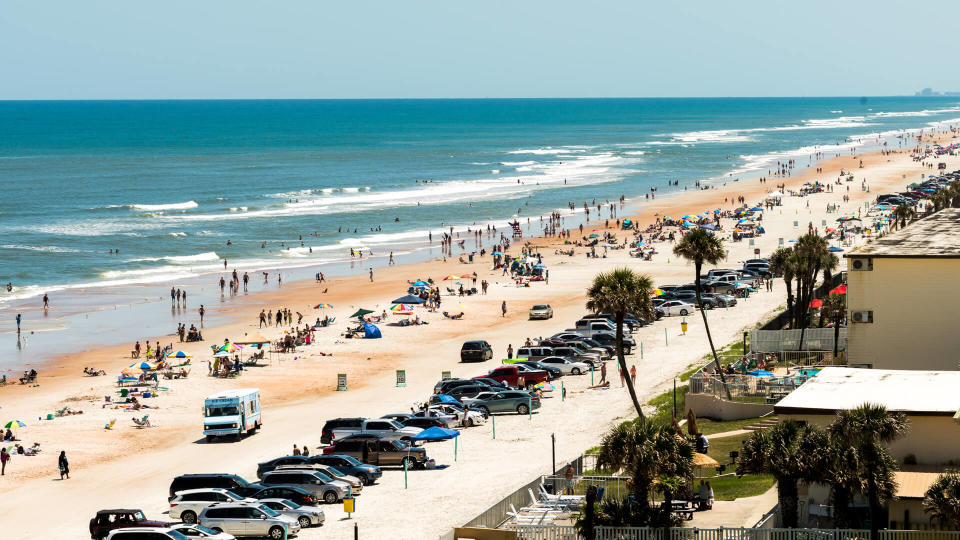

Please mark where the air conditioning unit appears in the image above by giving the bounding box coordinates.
[851,310,873,323]
[850,257,873,271]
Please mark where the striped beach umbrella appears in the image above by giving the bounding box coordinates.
[3,420,26,429]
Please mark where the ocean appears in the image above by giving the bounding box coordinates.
[1,97,958,361]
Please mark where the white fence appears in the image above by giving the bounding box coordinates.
[515,528,874,540]
[750,328,847,354]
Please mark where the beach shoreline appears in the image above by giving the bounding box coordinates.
[0,127,956,539]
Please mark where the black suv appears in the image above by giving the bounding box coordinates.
[460,340,493,362]
[168,474,254,501]
[321,417,364,444]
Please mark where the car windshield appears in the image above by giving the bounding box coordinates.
[314,472,334,482]
[462,342,482,350]
[258,504,281,517]
[386,419,404,429]
[280,499,301,509]
[205,406,239,417]
[532,305,549,310]
[166,532,190,540]
[131,511,146,521]
[325,468,344,477]
[224,491,244,501]
[340,456,362,466]
[189,525,219,535]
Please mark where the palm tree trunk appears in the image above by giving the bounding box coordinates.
[617,311,645,420]
[784,280,794,328]
[583,485,597,540]
[695,263,731,399]
[833,317,841,358]
[867,477,881,540]
[778,476,800,528]
[832,485,852,529]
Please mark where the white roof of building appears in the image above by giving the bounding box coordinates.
[775,367,960,415]
[205,388,259,400]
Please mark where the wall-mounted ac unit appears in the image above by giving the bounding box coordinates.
[850,258,873,271]
[851,310,873,323]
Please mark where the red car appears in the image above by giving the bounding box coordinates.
[474,365,548,390]
[89,509,167,540]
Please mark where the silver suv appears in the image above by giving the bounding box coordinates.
[197,502,300,539]
[259,470,349,504]
[258,498,325,529]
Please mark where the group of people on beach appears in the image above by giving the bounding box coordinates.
[259,308,302,328]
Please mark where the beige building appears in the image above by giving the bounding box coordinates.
[845,208,960,370]
[775,367,960,529]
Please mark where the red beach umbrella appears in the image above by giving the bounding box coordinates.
[808,299,823,309]
[829,285,847,295]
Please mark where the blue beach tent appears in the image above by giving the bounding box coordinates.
[363,323,382,339]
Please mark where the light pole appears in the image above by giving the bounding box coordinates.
[551,433,556,475]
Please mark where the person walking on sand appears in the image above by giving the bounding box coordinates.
[507,344,514,360]
[501,301,507,317]
[58,450,69,479]
[369,268,374,282]
[198,305,206,327]
[630,365,637,387]
[15,313,21,334]
[619,367,625,387]
[600,362,607,384]
[1,446,9,475]
[43,293,49,309]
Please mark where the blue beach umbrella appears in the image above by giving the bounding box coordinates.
[828,246,844,252]
[492,251,504,256]
[411,426,460,442]
[435,394,461,404]
[750,207,763,211]
[128,361,154,370]
[748,370,775,377]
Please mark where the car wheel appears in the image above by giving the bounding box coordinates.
[572,367,581,375]
[299,515,312,528]
[205,435,213,443]
[400,456,411,469]
[680,309,688,316]
[517,403,530,415]
[181,510,197,524]
[324,490,339,504]
[467,418,474,427]
[269,526,285,540]
[358,474,371,486]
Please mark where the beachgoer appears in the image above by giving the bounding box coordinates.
[198,305,205,326]
[630,365,637,387]
[302,445,310,457]
[564,464,575,494]
[0,446,8,475]
[369,268,374,282]
[501,301,507,317]
[58,450,69,479]
[619,368,625,387]
[507,344,513,359]
[293,444,301,456]
[600,362,607,384]
[43,294,49,309]
[16,313,21,333]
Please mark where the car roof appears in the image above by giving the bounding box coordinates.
[174,488,230,495]
[97,509,144,515]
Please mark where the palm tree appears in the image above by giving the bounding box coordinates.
[736,420,826,527]
[832,403,907,540]
[820,429,864,529]
[792,234,838,349]
[586,268,655,419]
[769,247,796,319]
[820,293,846,358]
[891,205,916,230]
[924,473,960,530]
[673,229,731,397]
[933,189,951,212]
[596,418,694,523]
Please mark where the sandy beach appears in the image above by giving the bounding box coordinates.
[1,129,957,539]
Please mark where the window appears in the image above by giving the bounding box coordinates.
[378,441,394,451]
[204,405,240,417]
[204,508,227,518]
[338,441,360,452]
[366,422,390,430]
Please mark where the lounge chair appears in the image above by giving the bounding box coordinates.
[131,415,152,428]
[528,488,580,510]
[55,407,68,417]
[104,419,116,430]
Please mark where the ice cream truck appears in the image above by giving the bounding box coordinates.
[203,388,262,441]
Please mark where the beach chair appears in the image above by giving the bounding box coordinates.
[104,419,116,430]
[131,415,151,428]
[55,407,68,417]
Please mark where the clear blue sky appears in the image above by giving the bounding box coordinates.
[1,0,956,99]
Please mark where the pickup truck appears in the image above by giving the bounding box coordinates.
[90,509,167,540]
[330,418,422,442]
[475,365,549,390]
[564,329,634,354]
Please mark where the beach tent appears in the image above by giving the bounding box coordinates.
[350,308,374,319]
[700,224,718,231]
[235,332,270,345]
[410,426,459,442]
[172,351,192,359]
[767,191,784,198]
[363,323,381,339]
[435,394,461,404]
[392,294,425,305]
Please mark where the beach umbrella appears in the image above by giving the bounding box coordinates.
[829,285,847,295]
[235,332,270,345]
[808,299,823,308]
[589,233,600,238]
[3,420,26,429]
[314,303,334,309]
[534,381,555,391]
[532,264,547,269]
[491,251,503,256]
[828,246,844,252]
[362,323,381,339]
[443,275,462,280]
[662,216,671,220]
[128,361,155,370]
[412,280,429,287]
[390,304,414,314]
[713,209,722,214]
[410,426,460,442]
[652,289,664,296]
[172,351,192,359]
[350,308,374,319]
[392,294,425,305]
[218,343,242,353]
[213,351,232,358]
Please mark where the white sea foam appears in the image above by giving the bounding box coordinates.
[499,161,536,166]
[128,201,198,211]
[870,107,960,118]
[1,244,84,253]
[129,251,220,264]
[168,232,187,237]
[491,169,500,174]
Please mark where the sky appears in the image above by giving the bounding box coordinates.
[1,0,958,100]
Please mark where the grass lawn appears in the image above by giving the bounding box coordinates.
[696,416,773,436]
[697,431,775,500]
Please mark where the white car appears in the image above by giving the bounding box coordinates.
[169,523,236,539]
[169,488,255,524]
[429,403,487,425]
[529,304,554,320]
[107,528,193,540]
[274,464,363,493]
[258,498,325,529]
[538,356,591,375]
[658,300,696,316]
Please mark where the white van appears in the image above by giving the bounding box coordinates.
[203,388,262,441]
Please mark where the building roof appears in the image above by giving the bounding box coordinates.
[894,471,942,499]
[775,367,960,416]
[847,209,960,258]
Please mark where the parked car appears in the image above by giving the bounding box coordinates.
[436,382,493,402]
[257,499,325,529]
[476,365,549,390]
[460,340,493,362]
[273,464,363,493]
[401,416,448,430]
[249,486,317,507]
[330,418,422,442]
[259,470,349,504]
[432,378,482,395]
[91,509,169,540]
[658,300,696,316]
[320,418,364,444]
[467,390,541,415]
[470,377,510,391]
[169,489,255,524]
[307,455,382,486]
[321,434,429,468]
[528,304,554,320]
[106,528,189,540]
[513,360,563,379]
[537,356,591,375]
[169,475,255,502]
[424,403,487,426]
[701,292,737,308]
[168,523,236,539]
[197,503,300,539]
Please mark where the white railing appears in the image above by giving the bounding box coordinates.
[515,527,872,540]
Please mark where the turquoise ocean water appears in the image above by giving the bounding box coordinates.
[1,97,958,363]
